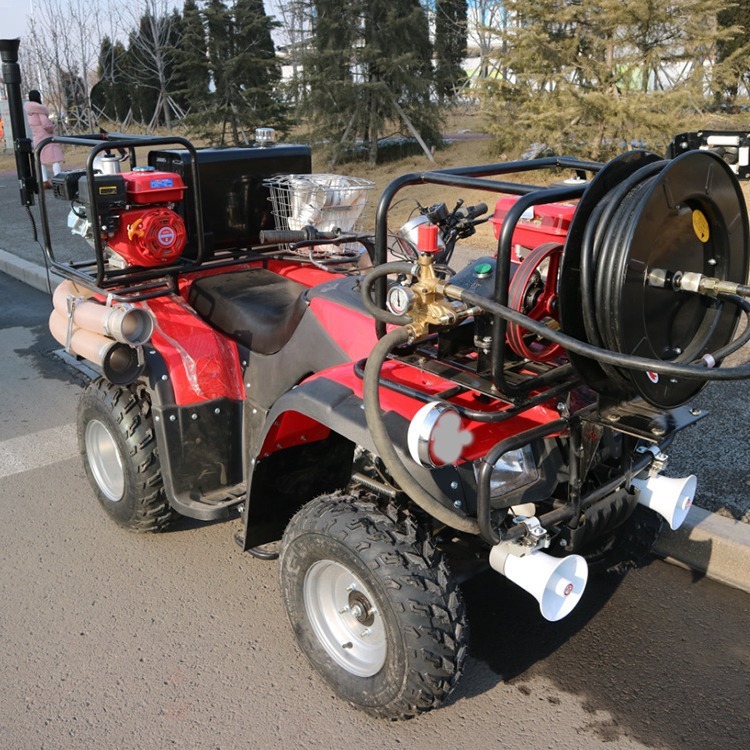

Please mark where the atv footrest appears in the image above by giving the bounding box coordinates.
[170,481,247,521]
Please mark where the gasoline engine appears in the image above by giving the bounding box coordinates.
[53,161,188,269]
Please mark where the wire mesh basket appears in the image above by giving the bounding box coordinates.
[266,173,375,234]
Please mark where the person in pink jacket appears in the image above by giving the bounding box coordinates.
[24,89,64,189]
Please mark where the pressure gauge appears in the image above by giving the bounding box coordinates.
[386,285,416,316]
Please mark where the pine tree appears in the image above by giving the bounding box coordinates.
[715,5,750,109]
[302,0,439,165]
[434,0,468,102]
[480,0,742,160]
[204,0,287,145]
[121,18,160,125]
[91,37,131,125]
[173,0,211,116]
[229,0,286,135]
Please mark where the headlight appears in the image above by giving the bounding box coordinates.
[407,401,473,467]
[476,445,539,501]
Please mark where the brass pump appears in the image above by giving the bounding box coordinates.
[397,224,474,341]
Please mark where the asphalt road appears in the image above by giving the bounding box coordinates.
[0,272,749,749]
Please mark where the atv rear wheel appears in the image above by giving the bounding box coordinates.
[279,495,468,719]
[77,377,175,532]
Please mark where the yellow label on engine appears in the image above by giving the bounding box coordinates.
[692,209,710,243]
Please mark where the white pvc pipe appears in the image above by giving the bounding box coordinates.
[52,279,153,345]
[49,310,143,384]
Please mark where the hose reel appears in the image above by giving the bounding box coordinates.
[559,149,750,409]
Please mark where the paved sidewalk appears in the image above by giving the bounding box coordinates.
[655,508,750,593]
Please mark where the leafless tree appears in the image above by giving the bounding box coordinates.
[466,0,508,83]
[22,0,118,131]
[116,0,186,131]
[275,1,313,105]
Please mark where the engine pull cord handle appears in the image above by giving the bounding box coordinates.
[127,218,145,242]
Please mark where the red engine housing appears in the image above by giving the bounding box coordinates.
[124,169,186,204]
[491,195,577,262]
[107,169,188,267]
[108,207,187,267]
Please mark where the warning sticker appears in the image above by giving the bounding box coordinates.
[692,209,710,243]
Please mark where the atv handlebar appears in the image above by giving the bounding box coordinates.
[259,226,341,245]
[455,202,488,222]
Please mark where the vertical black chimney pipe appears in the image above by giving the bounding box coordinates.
[1,38,37,206]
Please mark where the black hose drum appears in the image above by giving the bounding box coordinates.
[560,149,750,408]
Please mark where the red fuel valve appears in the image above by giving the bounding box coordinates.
[417,223,440,254]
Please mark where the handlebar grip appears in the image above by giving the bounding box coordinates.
[259,227,341,245]
[259,229,310,245]
[467,202,488,220]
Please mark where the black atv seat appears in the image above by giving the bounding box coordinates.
[188,269,308,354]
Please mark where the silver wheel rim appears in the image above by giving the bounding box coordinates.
[85,419,125,502]
[303,559,386,677]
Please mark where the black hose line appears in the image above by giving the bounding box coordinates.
[362,326,481,535]
[705,295,750,359]
[453,287,750,381]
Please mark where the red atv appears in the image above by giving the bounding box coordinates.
[4,38,750,720]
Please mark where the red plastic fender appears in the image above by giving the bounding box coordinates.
[141,294,245,404]
[261,359,564,463]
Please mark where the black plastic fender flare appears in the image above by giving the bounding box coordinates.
[240,375,470,545]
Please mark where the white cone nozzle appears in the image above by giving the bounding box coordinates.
[631,473,696,531]
[489,545,589,622]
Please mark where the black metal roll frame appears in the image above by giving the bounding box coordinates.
[372,157,601,399]
[33,133,206,294]
[368,154,750,545]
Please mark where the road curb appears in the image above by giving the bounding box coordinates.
[0,247,62,294]
[654,506,750,595]
[1,247,748,596]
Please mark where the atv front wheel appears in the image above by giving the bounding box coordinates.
[580,505,665,574]
[279,495,468,719]
[77,377,175,532]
